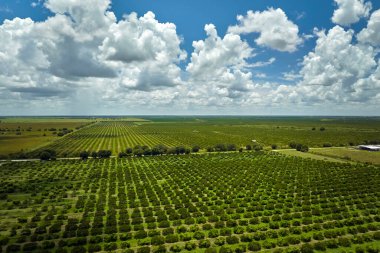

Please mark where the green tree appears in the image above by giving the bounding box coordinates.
[79,151,89,160]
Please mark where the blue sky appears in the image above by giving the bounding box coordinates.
[0,0,380,115]
[0,0,360,80]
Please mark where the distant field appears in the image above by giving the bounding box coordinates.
[1,116,379,158]
[0,119,94,156]
[25,116,380,157]
[311,147,380,165]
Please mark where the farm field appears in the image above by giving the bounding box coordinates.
[273,149,351,164]
[0,118,95,157]
[0,117,154,158]
[24,116,380,158]
[0,152,380,253]
[310,148,380,165]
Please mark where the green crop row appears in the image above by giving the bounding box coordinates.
[0,152,379,252]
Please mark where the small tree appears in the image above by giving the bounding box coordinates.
[246,145,252,150]
[289,141,297,149]
[226,144,236,151]
[39,149,56,161]
[253,143,263,151]
[214,144,227,152]
[300,145,309,152]
[91,151,98,158]
[192,145,200,153]
[206,147,214,152]
[118,152,127,158]
[271,144,278,150]
[79,151,89,160]
[98,150,112,158]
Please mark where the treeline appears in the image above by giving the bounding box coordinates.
[0,143,266,161]
[118,145,192,158]
[79,150,112,159]
[289,141,309,152]
[116,143,263,158]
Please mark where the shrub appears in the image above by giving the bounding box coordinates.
[41,240,55,249]
[355,246,365,253]
[219,246,233,253]
[262,240,276,249]
[104,242,118,251]
[234,244,247,253]
[154,245,167,253]
[199,239,211,248]
[88,244,102,253]
[170,245,182,252]
[300,243,314,253]
[248,241,261,251]
[214,237,226,246]
[193,231,205,240]
[135,230,148,239]
[137,247,151,253]
[165,234,179,243]
[205,248,218,253]
[23,242,38,251]
[226,236,239,245]
[151,236,165,245]
[314,242,326,251]
[208,229,219,238]
[71,246,86,253]
[185,242,197,251]
[338,237,351,247]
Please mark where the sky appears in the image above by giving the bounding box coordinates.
[0,0,380,116]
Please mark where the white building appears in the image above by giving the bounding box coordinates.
[358,145,380,151]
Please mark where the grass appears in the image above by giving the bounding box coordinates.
[274,149,352,163]
[310,147,380,165]
[0,120,94,156]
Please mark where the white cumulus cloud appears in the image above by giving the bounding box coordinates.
[228,8,302,52]
[295,26,378,103]
[186,24,255,101]
[357,9,380,46]
[332,0,372,26]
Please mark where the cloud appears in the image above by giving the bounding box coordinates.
[9,86,73,98]
[357,9,380,46]
[332,0,372,26]
[228,8,302,52]
[0,0,379,115]
[295,26,378,103]
[186,24,255,100]
[281,71,302,81]
[0,0,186,104]
[249,57,276,68]
[100,11,186,91]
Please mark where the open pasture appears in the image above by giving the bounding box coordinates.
[0,118,94,156]
[0,152,379,252]
[29,117,380,157]
[310,147,380,165]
